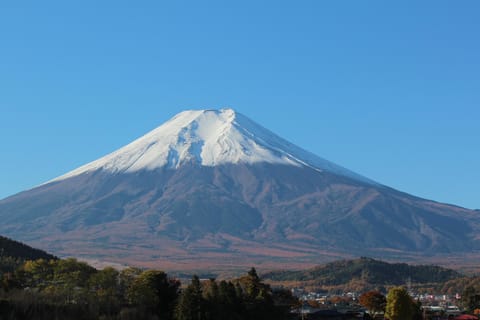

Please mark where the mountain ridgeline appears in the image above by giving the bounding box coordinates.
[0,235,56,261]
[0,108,479,270]
[0,235,57,274]
[262,258,461,291]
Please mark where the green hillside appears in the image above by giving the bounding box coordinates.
[0,235,57,273]
[262,257,461,291]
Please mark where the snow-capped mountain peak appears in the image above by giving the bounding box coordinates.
[51,108,376,185]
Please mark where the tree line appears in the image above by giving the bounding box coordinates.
[0,258,296,320]
[359,286,480,320]
[263,257,461,292]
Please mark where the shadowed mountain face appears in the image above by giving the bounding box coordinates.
[0,163,478,270]
[0,109,478,270]
[0,234,56,261]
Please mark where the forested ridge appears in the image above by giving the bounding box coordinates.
[4,238,480,319]
[0,235,57,276]
[262,257,462,292]
[0,258,295,320]
[0,235,295,319]
[0,235,56,261]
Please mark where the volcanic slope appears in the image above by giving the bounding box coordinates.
[0,109,478,270]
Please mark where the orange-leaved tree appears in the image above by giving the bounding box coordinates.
[359,290,386,317]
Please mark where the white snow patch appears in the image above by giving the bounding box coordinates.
[48,108,377,185]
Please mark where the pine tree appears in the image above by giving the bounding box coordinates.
[127,270,179,319]
[175,275,205,320]
[245,267,261,300]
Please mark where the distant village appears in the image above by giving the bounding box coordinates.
[290,288,471,320]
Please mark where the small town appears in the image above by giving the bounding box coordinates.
[291,289,468,320]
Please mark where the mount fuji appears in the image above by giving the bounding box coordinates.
[0,108,478,270]
[49,109,373,185]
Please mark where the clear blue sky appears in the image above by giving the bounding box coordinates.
[1,1,479,209]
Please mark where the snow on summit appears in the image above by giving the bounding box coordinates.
[51,108,376,185]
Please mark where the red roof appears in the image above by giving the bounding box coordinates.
[454,315,478,320]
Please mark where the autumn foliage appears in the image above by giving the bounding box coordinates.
[359,290,386,317]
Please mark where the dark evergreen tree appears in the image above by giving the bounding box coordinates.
[88,266,121,317]
[245,267,260,300]
[175,275,205,320]
[127,269,180,319]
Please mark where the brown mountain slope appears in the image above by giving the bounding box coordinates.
[0,163,478,270]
